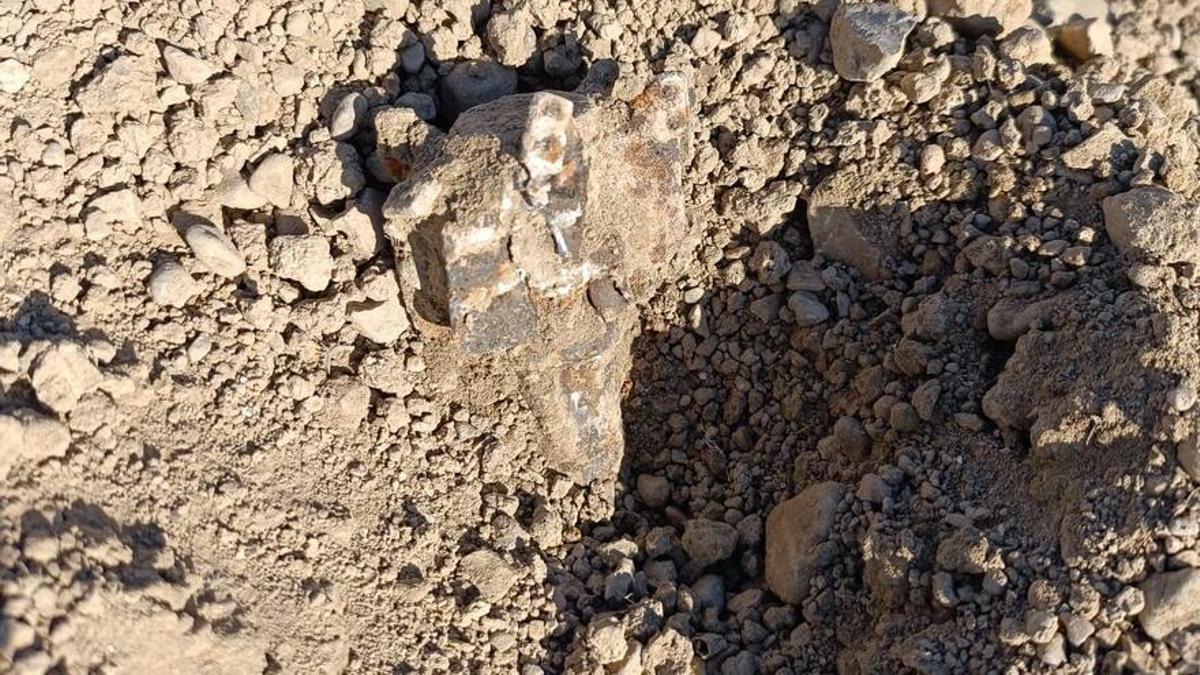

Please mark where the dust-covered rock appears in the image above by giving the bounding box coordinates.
[830,3,918,82]
[269,235,333,292]
[1138,569,1200,639]
[765,482,846,604]
[1102,187,1200,266]
[184,224,247,278]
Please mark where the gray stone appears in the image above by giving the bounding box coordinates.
[458,549,518,601]
[788,291,829,327]
[212,171,267,210]
[830,3,918,82]
[348,298,410,344]
[330,91,368,141]
[441,60,518,118]
[396,92,437,121]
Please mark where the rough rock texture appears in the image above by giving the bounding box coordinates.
[1102,187,1200,265]
[384,74,693,482]
[830,3,919,82]
[1138,569,1200,640]
[765,482,846,604]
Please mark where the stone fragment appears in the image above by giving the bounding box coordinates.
[269,235,333,292]
[147,261,198,307]
[832,416,870,460]
[212,171,267,210]
[636,474,671,508]
[1061,123,1131,170]
[583,615,627,665]
[320,377,370,430]
[830,2,918,82]
[1055,17,1112,61]
[1064,614,1095,646]
[999,25,1054,64]
[1102,187,1200,266]
[682,519,739,568]
[348,298,410,343]
[441,60,518,118]
[30,343,103,414]
[642,628,695,673]
[76,55,158,116]
[788,291,830,327]
[749,241,791,285]
[185,224,247,278]
[310,142,365,206]
[1038,634,1066,666]
[765,481,846,604]
[486,7,537,67]
[0,59,31,93]
[1024,608,1059,644]
[1036,0,1107,25]
[1179,435,1200,481]
[458,549,518,601]
[330,92,367,141]
[330,189,385,261]
[383,73,691,483]
[807,169,898,279]
[927,0,1032,35]
[369,107,445,183]
[161,45,216,85]
[249,153,295,208]
[0,409,71,479]
[89,188,142,224]
[1138,569,1200,639]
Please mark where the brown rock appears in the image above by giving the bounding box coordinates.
[765,481,846,604]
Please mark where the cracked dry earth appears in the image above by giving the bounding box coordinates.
[7,0,1200,673]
